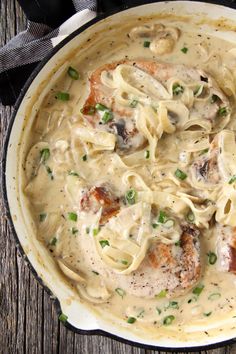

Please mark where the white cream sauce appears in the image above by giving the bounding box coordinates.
[22,16,236,341]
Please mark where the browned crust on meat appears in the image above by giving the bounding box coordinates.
[147,226,201,290]
[80,186,120,224]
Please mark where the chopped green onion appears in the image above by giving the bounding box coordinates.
[218,106,228,116]
[204,311,212,317]
[95,103,108,111]
[163,315,175,325]
[93,228,100,236]
[99,239,109,248]
[82,154,87,161]
[50,237,57,246]
[175,168,187,180]
[158,210,167,224]
[115,288,126,298]
[156,307,162,315]
[40,148,50,164]
[229,175,236,184]
[156,289,167,298]
[175,240,181,247]
[145,150,150,159]
[130,99,138,108]
[102,110,113,123]
[199,148,209,156]
[168,301,179,309]
[92,270,99,275]
[67,66,80,80]
[71,227,78,235]
[211,94,218,103]
[127,317,136,324]
[186,211,195,223]
[59,313,68,323]
[68,212,77,222]
[192,284,204,296]
[143,41,151,48]
[208,251,217,265]
[86,227,90,234]
[181,47,188,54]
[80,105,96,115]
[55,92,70,101]
[121,260,128,265]
[68,170,79,177]
[208,292,221,301]
[163,219,175,229]
[39,213,47,222]
[173,84,184,95]
[152,223,159,229]
[45,165,54,180]
[125,189,137,205]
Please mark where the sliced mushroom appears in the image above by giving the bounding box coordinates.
[129,24,165,39]
[150,37,175,55]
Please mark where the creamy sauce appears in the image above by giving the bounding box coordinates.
[22,16,236,341]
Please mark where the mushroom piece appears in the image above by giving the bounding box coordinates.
[129,24,165,39]
[150,37,175,55]
[57,258,86,283]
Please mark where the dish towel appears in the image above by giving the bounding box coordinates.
[1,0,236,105]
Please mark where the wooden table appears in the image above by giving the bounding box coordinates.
[1,1,236,353]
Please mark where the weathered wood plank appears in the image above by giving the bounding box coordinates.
[1,0,236,353]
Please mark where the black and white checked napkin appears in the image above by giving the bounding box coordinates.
[0,0,128,105]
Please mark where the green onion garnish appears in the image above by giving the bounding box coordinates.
[192,284,204,296]
[115,288,126,298]
[99,239,109,248]
[39,213,47,222]
[71,227,78,235]
[67,66,80,80]
[218,106,228,116]
[168,301,179,309]
[208,251,217,265]
[55,92,70,101]
[175,240,181,247]
[45,166,54,180]
[143,41,151,48]
[175,168,187,180]
[93,228,100,236]
[125,189,137,205]
[229,175,236,184]
[204,312,212,317]
[50,237,57,246]
[152,223,159,229]
[163,315,175,325]
[95,103,108,111]
[127,317,136,324]
[181,47,188,54]
[145,150,150,159]
[68,212,77,222]
[102,111,113,123]
[121,260,128,265]
[187,211,195,223]
[208,292,221,301]
[86,227,90,234]
[59,313,68,323]
[68,170,79,177]
[211,94,218,103]
[158,210,167,224]
[92,270,99,275]
[40,148,50,164]
[173,84,184,95]
[82,154,87,161]
[156,307,162,315]
[130,99,138,108]
[156,289,167,298]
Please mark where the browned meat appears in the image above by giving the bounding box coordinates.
[216,224,236,274]
[80,186,120,225]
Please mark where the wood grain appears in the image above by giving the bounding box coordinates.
[0,0,236,353]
